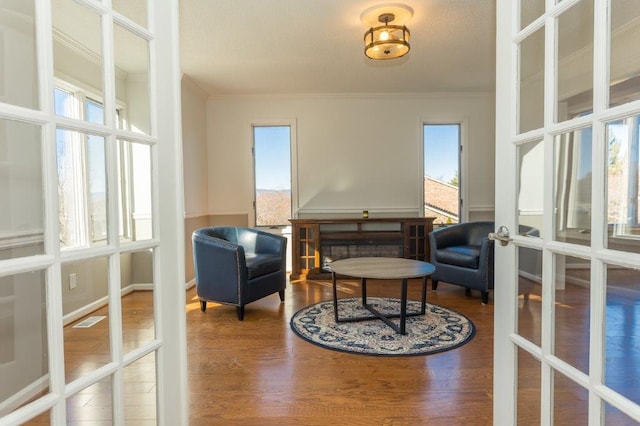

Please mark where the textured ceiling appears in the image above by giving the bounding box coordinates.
[179,0,497,96]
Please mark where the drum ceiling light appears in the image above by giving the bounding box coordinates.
[361,3,414,60]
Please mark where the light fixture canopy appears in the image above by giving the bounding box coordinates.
[361,4,413,60]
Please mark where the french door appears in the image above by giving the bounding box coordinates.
[0,1,186,424]
[495,0,640,424]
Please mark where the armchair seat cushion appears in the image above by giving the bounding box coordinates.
[245,253,282,279]
[436,245,481,269]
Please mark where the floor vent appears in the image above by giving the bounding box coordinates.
[72,316,107,328]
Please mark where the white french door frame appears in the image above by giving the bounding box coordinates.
[0,1,187,425]
[495,0,640,424]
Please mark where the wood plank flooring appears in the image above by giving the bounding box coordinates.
[25,279,496,424]
[20,271,640,424]
[186,278,495,425]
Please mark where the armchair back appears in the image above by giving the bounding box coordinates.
[428,221,495,303]
[192,226,287,320]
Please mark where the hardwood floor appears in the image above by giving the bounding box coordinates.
[19,269,640,424]
[186,278,495,425]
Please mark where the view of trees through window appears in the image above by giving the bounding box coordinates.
[253,126,292,226]
[55,84,152,247]
[607,116,640,237]
[55,88,108,247]
[424,124,460,224]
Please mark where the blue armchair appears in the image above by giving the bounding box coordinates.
[428,221,495,304]
[429,221,539,304]
[192,226,287,320]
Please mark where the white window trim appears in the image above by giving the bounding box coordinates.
[55,82,138,247]
[420,118,469,224]
[251,120,298,227]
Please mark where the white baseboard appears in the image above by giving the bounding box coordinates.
[63,282,193,326]
[63,284,150,326]
[0,373,49,416]
[518,270,542,284]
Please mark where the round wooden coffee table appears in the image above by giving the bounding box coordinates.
[329,257,435,335]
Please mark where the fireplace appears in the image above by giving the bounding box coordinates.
[289,217,434,279]
[320,240,403,270]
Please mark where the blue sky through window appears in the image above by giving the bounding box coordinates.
[254,126,291,190]
[424,124,459,183]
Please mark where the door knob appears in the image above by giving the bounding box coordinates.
[489,225,513,246]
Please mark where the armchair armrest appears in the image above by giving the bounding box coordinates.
[254,230,286,258]
[193,231,248,293]
[477,237,494,263]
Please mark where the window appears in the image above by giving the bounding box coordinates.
[55,87,108,247]
[607,115,640,250]
[55,84,144,247]
[554,126,592,244]
[253,126,292,227]
[423,124,461,225]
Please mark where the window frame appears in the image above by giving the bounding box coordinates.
[55,81,134,247]
[251,121,298,228]
[421,121,467,225]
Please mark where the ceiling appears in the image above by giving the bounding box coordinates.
[179,0,497,96]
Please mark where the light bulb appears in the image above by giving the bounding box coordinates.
[379,30,389,41]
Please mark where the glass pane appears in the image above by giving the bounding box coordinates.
[254,126,291,226]
[25,409,51,424]
[54,87,72,118]
[553,369,588,424]
[0,271,49,410]
[56,129,107,248]
[554,255,590,373]
[0,119,44,260]
[0,2,38,109]
[113,0,148,29]
[114,25,150,135]
[607,115,640,254]
[518,140,544,237]
[121,249,155,354]
[52,0,103,122]
[521,0,544,30]
[67,377,113,424]
[424,124,460,224]
[605,264,640,405]
[605,402,638,424]
[518,246,542,346]
[554,128,592,246]
[124,352,157,424]
[85,98,105,125]
[517,347,541,424]
[556,0,594,122]
[610,1,640,107]
[119,141,153,242]
[519,27,545,133]
[62,257,111,383]
[88,135,108,243]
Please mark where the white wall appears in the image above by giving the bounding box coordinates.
[181,75,210,283]
[206,93,495,222]
[181,76,210,217]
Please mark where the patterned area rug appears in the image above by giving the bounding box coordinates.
[290,297,475,356]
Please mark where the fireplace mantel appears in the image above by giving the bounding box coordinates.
[289,217,435,280]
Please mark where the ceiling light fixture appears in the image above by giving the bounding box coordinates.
[361,4,413,60]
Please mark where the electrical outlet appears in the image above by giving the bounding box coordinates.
[69,273,77,290]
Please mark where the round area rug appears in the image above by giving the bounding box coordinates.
[290,297,475,356]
